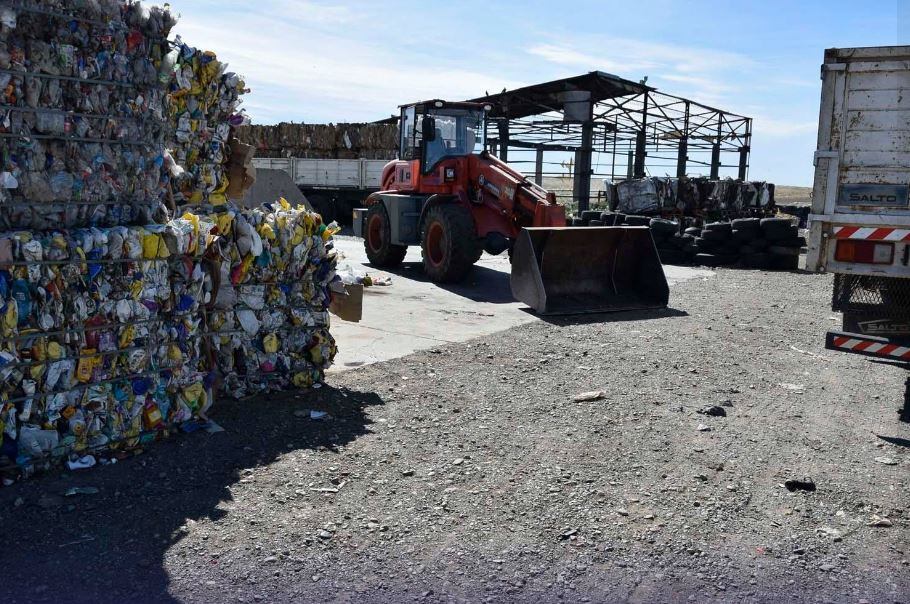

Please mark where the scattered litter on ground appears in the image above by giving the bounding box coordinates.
[65,487,100,497]
[66,456,97,471]
[784,477,817,492]
[573,390,606,402]
[790,346,829,361]
[59,536,96,549]
[697,405,727,417]
[779,383,805,391]
[867,516,893,528]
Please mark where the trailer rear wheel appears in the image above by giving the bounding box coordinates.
[421,204,481,283]
[364,203,407,268]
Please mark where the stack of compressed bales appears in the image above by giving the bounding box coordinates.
[235,122,399,160]
[0,1,176,230]
[0,1,341,484]
[612,177,775,218]
[0,205,340,477]
[164,41,250,206]
[0,222,212,477]
[203,200,339,399]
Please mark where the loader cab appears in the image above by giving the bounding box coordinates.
[399,100,489,174]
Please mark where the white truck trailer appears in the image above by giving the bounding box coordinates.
[807,46,910,421]
[251,157,389,225]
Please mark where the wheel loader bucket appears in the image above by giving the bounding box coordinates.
[510,227,670,315]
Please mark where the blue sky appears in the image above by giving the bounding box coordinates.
[173,0,907,186]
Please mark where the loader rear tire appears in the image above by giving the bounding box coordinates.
[364,203,407,268]
[421,204,481,283]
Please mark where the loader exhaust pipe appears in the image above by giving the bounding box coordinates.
[510,227,670,315]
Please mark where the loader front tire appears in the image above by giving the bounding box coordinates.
[421,204,481,283]
[365,203,407,268]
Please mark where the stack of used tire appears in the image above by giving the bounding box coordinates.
[648,218,692,265]
[753,217,806,270]
[566,212,805,271]
[691,221,739,267]
[688,217,805,269]
[776,204,811,228]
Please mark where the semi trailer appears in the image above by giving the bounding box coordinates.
[807,45,910,421]
[251,157,387,225]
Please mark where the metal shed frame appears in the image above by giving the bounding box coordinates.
[468,71,752,212]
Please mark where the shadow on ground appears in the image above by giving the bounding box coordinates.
[369,261,517,304]
[0,385,384,604]
[524,306,689,326]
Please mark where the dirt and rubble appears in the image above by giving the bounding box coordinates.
[1,266,908,603]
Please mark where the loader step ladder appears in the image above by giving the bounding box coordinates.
[826,330,910,422]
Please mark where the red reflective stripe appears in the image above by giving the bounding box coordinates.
[902,349,910,359]
[833,336,850,347]
[835,226,860,239]
[879,344,899,356]
[852,340,875,352]
[870,228,895,240]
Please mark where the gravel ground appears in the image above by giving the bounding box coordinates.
[1,266,908,603]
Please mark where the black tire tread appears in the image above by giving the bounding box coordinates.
[421,204,481,283]
[364,203,407,267]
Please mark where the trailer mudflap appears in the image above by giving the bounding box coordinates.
[826,330,910,361]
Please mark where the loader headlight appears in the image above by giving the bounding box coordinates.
[444,167,456,182]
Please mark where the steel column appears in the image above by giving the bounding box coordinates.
[534,147,544,185]
[738,118,752,180]
[710,120,722,179]
[633,93,649,178]
[573,121,594,212]
[676,101,690,179]
[497,120,509,163]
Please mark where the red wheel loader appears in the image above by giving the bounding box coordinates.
[352,100,669,314]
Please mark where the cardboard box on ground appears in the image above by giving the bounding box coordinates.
[329,284,363,323]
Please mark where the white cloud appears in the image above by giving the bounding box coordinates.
[269,0,356,24]
[751,116,817,138]
[527,38,753,80]
[174,10,524,124]
[527,45,631,73]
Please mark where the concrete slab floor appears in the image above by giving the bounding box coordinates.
[328,236,714,372]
